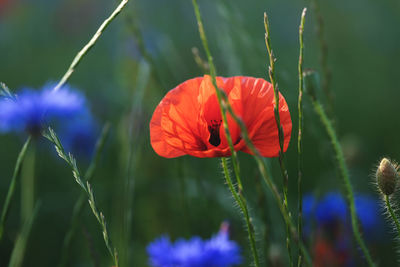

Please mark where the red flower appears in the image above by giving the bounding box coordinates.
[150,75,292,158]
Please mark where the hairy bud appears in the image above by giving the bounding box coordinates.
[376,158,398,196]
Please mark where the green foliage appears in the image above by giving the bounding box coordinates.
[1,0,400,266]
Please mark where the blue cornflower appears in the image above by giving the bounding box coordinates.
[303,193,317,219]
[59,112,98,159]
[0,84,86,136]
[147,223,242,267]
[302,193,317,237]
[355,195,383,240]
[315,192,348,226]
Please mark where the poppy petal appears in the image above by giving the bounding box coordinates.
[150,75,292,158]
[150,77,208,158]
[198,76,241,151]
[238,77,292,157]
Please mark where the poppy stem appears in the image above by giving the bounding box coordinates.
[53,0,129,92]
[264,12,293,267]
[0,137,31,242]
[221,158,259,265]
[192,1,313,265]
[58,123,111,267]
[213,77,314,266]
[384,195,400,240]
[43,128,119,267]
[297,8,307,267]
[191,1,260,266]
[305,73,375,267]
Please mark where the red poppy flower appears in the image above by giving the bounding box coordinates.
[150,75,291,158]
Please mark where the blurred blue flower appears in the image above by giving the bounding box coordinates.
[355,195,383,240]
[303,193,317,218]
[59,112,98,159]
[147,223,242,267]
[302,193,317,237]
[316,192,348,226]
[0,84,86,136]
[303,192,384,243]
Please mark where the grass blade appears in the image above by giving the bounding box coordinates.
[0,137,31,241]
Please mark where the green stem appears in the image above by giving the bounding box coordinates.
[221,158,259,266]
[192,1,312,265]
[58,123,110,267]
[385,195,400,240]
[191,1,259,266]
[311,0,333,118]
[297,8,307,267]
[44,128,118,266]
[255,171,270,261]
[123,12,165,88]
[310,98,375,267]
[53,0,129,91]
[0,137,31,241]
[21,143,36,223]
[213,69,312,266]
[120,60,150,266]
[8,202,40,267]
[264,12,292,266]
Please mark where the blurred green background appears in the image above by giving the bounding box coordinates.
[1,0,400,266]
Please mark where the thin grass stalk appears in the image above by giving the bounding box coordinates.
[58,123,110,267]
[191,1,260,266]
[1,0,127,262]
[123,13,165,88]
[8,202,40,267]
[0,82,16,100]
[192,0,312,265]
[51,1,128,263]
[264,12,293,266]
[311,0,333,118]
[121,61,150,266]
[197,32,314,265]
[21,143,35,224]
[0,137,31,241]
[191,2,243,194]
[204,31,315,267]
[385,195,400,240]
[308,95,375,266]
[254,170,269,255]
[44,128,118,266]
[297,8,307,267]
[53,0,129,91]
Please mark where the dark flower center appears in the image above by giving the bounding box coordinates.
[26,122,43,138]
[208,120,222,147]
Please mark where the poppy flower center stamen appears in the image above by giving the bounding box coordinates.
[208,119,222,147]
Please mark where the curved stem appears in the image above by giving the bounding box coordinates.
[311,0,333,118]
[191,1,260,266]
[44,128,118,266]
[385,195,400,239]
[191,1,312,265]
[264,12,292,266]
[8,202,40,267]
[221,158,259,266]
[0,137,31,241]
[58,124,110,267]
[310,98,375,267]
[53,0,129,91]
[297,8,307,267]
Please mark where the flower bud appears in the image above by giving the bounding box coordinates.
[376,158,398,196]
